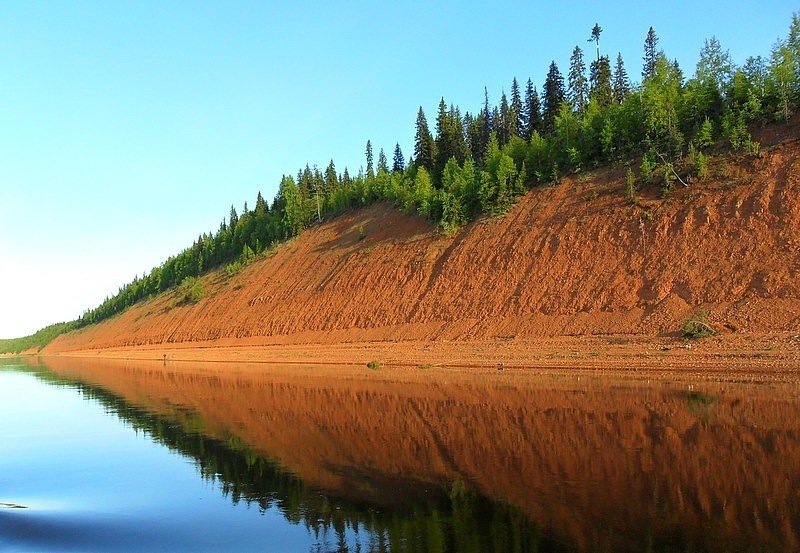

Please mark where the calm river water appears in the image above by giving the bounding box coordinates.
[0,357,798,552]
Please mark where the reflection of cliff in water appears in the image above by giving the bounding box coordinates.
[18,359,552,553]
[29,357,800,552]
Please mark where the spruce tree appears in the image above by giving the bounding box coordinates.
[510,77,523,137]
[612,53,630,103]
[498,92,514,145]
[377,148,388,172]
[448,104,467,163]
[255,191,267,214]
[392,143,405,173]
[365,140,374,177]
[589,23,603,61]
[643,26,659,81]
[229,205,239,229]
[325,160,338,194]
[434,98,450,175]
[523,79,542,139]
[482,87,493,140]
[568,46,589,112]
[414,107,435,170]
[590,55,613,108]
[542,61,566,134]
[466,111,487,163]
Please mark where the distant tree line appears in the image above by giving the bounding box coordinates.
[0,321,79,354]
[4,15,798,346]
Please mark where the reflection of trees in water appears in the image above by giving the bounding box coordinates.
[23,365,560,553]
[17,357,799,552]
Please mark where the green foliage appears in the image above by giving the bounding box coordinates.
[682,310,717,339]
[358,225,366,241]
[240,244,255,264]
[767,41,798,121]
[639,154,655,186]
[366,360,381,370]
[695,118,714,150]
[721,110,750,150]
[625,168,638,203]
[695,150,710,181]
[225,262,243,278]
[177,276,204,305]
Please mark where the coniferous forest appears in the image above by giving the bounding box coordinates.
[4,16,800,350]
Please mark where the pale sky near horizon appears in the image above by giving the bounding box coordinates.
[0,1,796,338]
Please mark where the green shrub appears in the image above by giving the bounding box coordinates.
[625,168,638,204]
[695,151,709,181]
[225,262,242,278]
[640,155,654,186]
[177,276,204,305]
[745,139,761,157]
[722,111,750,150]
[694,118,714,150]
[682,310,716,339]
[358,225,366,241]
[366,360,381,370]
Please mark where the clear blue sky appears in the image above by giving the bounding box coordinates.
[1,1,795,337]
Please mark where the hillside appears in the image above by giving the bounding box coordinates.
[43,124,800,368]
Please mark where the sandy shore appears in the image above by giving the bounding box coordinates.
[29,332,800,383]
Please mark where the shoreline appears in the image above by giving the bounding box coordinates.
[17,332,800,383]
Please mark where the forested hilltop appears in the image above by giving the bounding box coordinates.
[3,15,800,353]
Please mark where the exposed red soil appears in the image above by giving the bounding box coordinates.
[33,356,800,551]
[43,119,800,370]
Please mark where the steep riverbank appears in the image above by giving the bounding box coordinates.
[41,123,800,369]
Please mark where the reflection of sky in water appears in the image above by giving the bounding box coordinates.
[0,367,363,552]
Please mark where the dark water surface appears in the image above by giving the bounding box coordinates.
[0,357,798,552]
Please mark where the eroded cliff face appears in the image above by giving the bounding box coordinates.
[37,357,800,552]
[46,134,800,353]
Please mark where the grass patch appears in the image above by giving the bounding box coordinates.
[366,360,381,370]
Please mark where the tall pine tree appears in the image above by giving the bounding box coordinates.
[590,55,613,108]
[523,79,542,139]
[643,27,659,81]
[414,107,435,170]
[365,140,374,178]
[568,46,589,113]
[612,53,630,103]
[498,92,515,145]
[377,148,388,172]
[255,191,267,214]
[511,77,523,138]
[589,23,603,61]
[324,160,338,195]
[392,143,405,173]
[542,61,566,134]
[482,87,493,141]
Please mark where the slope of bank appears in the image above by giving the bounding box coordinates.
[44,130,800,368]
